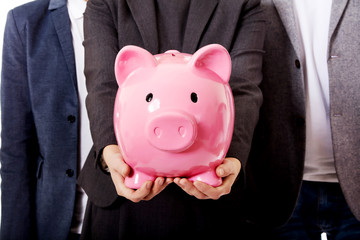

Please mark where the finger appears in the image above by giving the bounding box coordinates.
[110,160,130,178]
[175,178,209,199]
[194,166,239,200]
[216,158,241,178]
[109,170,135,198]
[150,177,173,194]
[194,159,241,199]
[110,169,153,203]
[143,177,173,201]
[165,177,174,185]
[103,145,130,178]
[151,177,165,193]
[220,171,237,190]
[193,181,223,200]
[127,181,153,203]
[119,162,131,178]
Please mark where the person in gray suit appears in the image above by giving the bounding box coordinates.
[78,0,265,239]
[243,0,360,239]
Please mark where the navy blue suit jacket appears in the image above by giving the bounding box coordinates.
[1,0,79,239]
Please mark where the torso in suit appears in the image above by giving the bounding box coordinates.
[245,0,360,228]
[78,0,265,238]
[1,0,80,239]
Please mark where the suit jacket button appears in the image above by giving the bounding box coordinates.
[66,169,74,177]
[67,115,76,123]
[295,59,301,69]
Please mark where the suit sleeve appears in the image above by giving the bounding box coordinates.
[79,0,120,207]
[83,0,119,158]
[1,10,37,239]
[226,0,265,169]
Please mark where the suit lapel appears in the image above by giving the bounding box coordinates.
[329,0,349,43]
[49,4,77,88]
[272,0,302,59]
[273,0,349,57]
[126,0,159,54]
[182,0,218,53]
[127,0,218,54]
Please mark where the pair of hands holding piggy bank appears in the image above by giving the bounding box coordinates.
[104,44,241,202]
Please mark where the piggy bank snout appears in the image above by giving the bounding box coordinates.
[146,111,197,152]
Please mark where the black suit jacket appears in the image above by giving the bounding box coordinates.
[78,0,265,237]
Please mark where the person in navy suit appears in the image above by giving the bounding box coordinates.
[1,0,90,239]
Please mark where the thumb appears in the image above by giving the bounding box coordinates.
[216,158,241,178]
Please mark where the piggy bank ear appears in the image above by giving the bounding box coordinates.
[114,45,157,86]
[189,44,231,83]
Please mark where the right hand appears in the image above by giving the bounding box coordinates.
[102,145,173,202]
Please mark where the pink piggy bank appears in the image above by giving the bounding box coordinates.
[114,44,234,189]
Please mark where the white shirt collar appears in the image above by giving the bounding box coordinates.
[67,0,87,19]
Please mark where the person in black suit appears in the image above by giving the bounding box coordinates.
[78,0,265,239]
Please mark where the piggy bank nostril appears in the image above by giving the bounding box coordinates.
[178,126,186,137]
[154,127,162,137]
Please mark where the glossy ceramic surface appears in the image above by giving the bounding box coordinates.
[114,44,234,189]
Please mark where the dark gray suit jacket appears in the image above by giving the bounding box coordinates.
[245,0,360,228]
[78,0,265,237]
[79,0,265,207]
[1,0,79,239]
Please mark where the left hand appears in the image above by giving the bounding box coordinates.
[174,157,241,200]
[102,145,173,202]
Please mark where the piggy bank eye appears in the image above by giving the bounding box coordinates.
[146,93,153,102]
[191,92,198,103]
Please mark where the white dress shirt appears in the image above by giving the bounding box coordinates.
[67,0,90,234]
[293,0,337,182]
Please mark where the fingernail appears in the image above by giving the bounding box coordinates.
[157,178,164,186]
[218,168,225,176]
[179,179,186,186]
[146,181,152,189]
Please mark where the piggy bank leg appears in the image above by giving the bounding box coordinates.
[125,170,156,189]
[189,170,222,187]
